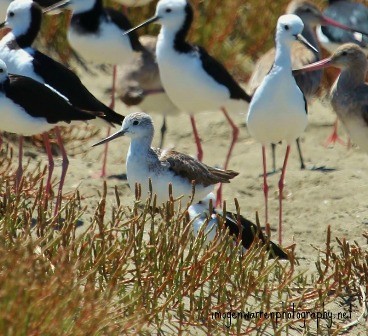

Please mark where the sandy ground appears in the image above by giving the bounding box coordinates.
[17,66,368,271]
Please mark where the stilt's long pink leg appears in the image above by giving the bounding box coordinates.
[190,115,203,162]
[215,184,222,208]
[100,127,111,178]
[16,136,24,191]
[215,108,239,208]
[110,65,117,110]
[262,145,269,231]
[42,133,54,196]
[221,107,239,170]
[278,145,291,245]
[54,127,69,216]
[100,65,117,178]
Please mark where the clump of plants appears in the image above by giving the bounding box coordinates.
[0,155,366,334]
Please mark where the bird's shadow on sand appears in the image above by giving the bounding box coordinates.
[31,218,84,230]
[262,165,337,177]
[107,173,128,181]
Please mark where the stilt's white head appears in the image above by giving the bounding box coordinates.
[122,0,192,37]
[277,14,304,44]
[154,0,190,29]
[188,193,217,243]
[188,193,216,219]
[4,0,34,36]
[276,14,318,53]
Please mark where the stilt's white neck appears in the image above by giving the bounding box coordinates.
[274,39,292,69]
[158,26,178,49]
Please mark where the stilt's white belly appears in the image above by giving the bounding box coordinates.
[0,96,57,136]
[247,73,308,144]
[68,23,135,65]
[0,39,44,82]
[156,39,230,114]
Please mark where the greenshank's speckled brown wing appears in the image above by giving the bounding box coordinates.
[154,148,238,187]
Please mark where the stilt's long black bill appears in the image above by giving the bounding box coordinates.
[296,34,318,54]
[92,130,126,147]
[123,16,160,36]
[43,0,70,13]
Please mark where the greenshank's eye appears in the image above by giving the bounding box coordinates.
[133,120,139,126]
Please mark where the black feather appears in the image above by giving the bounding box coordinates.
[223,211,288,260]
[105,8,143,52]
[171,2,251,103]
[3,75,99,124]
[16,2,42,48]
[71,0,143,52]
[31,51,124,125]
